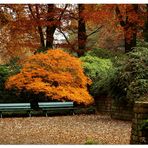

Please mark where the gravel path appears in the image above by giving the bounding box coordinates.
[0,114,132,144]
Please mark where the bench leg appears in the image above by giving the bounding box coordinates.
[0,112,2,118]
[43,111,48,117]
[72,109,75,115]
[46,111,48,117]
[70,109,75,115]
[28,111,31,117]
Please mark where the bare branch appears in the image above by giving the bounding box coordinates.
[58,27,78,52]
[87,26,103,38]
[28,5,36,19]
[58,28,71,46]
[58,4,68,22]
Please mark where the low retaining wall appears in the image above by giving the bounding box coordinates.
[95,96,111,113]
[95,97,133,120]
[130,101,148,144]
[111,101,133,121]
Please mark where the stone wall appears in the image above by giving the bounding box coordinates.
[95,97,133,120]
[130,101,148,144]
[111,100,133,121]
[95,96,111,113]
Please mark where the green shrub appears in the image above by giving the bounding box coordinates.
[6,56,21,75]
[35,46,48,53]
[110,47,148,104]
[127,79,148,103]
[85,139,98,144]
[0,65,11,101]
[140,119,148,144]
[84,138,107,144]
[0,65,10,85]
[0,57,21,103]
[85,48,115,59]
[137,40,148,48]
[80,55,116,97]
[138,94,148,102]
[85,47,125,70]
[140,119,148,131]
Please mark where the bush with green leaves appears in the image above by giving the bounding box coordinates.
[0,65,10,85]
[137,40,148,48]
[0,65,12,102]
[84,48,115,59]
[110,47,148,104]
[141,119,148,131]
[80,55,116,97]
[85,47,125,68]
[6,56,21,75]
[0,57,21,102]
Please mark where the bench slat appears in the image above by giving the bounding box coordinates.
[38,102,73,108]
[0,107,31,110]
[0,103,30,107]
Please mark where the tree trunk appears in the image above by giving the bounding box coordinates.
[28,5,46,48]
[144,22,148,42]
[144,4,148,42]
[38,27,45,48]
[124,24,137,52]
[124,5,138,52]
[116,5,138,52]
[78,4,87,57]
[46,27,55,48]
[46,4,56,49]
[125,31,137,52]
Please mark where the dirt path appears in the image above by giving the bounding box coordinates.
[0,114,132,144]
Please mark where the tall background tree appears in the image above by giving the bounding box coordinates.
[116,4,139,52]
[0,4,148,63]
[143,4,148,42]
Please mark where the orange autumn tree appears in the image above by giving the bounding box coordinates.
[5,49,94,105]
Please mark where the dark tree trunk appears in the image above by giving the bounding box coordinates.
[144,4,148,42]
[144,21,148,42]
[124,31,137,52]
[78,4,87,57]
[124,5,138,52]
[124,24,137,53]
[38,27,45,47]
[46,27,55,48]
[28,5,46,48]
[116,5,138,52]
[46,4,56,49]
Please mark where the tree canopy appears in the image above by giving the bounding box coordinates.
[5,49,94,105]
[0,4,148,62]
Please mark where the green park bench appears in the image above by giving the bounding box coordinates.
[0,102,74,118]
[0,103,32,118]
[38,102,74,117]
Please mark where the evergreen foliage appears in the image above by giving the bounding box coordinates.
[110,47,148,104]
[80,54,115,97]
[0,58,21,102]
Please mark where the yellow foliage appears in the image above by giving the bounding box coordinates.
[5,49,94,105]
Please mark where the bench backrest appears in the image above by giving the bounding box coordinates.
[38,102,74,108]
[0,103,31,110]
[0,102,74,110]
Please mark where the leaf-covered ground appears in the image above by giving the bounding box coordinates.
[0,114,132,144]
